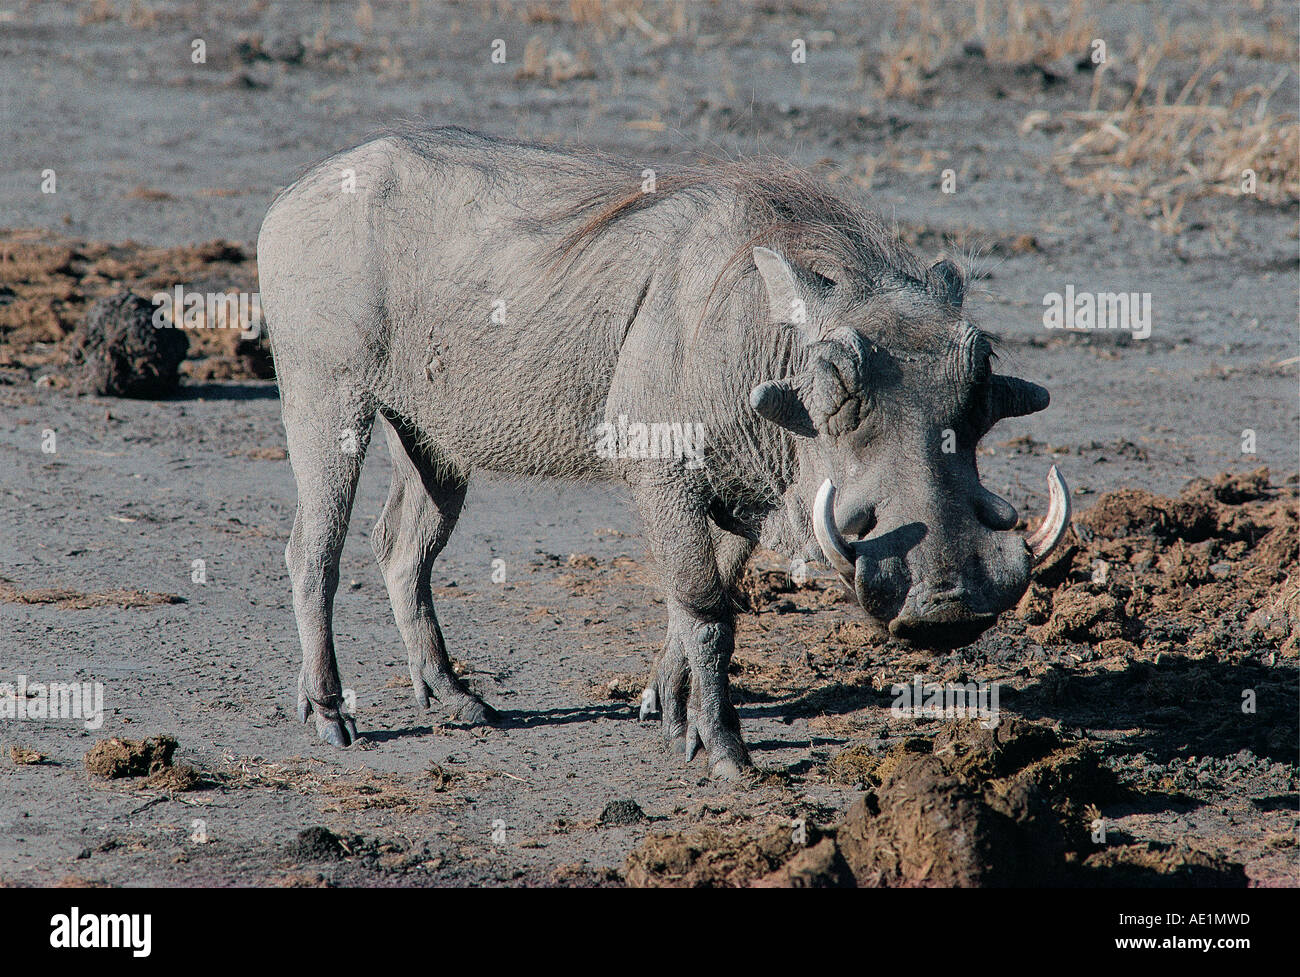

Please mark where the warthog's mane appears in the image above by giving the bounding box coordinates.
[545,160,928,289]
[386,125,939,328]
[536,156,940,330]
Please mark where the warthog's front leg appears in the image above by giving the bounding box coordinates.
[635,489,753,780]
[678,612,749,778]
[640,526,753,760]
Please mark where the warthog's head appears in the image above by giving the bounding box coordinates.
[748,246,1070,649]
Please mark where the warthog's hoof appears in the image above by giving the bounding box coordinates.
[693,721,753,781]
[641,672,752,779]
[314,712,359,748]
[297,680,359,747]
[449,697,500,726]
[297,698,359,747]
[410,663,500,726]
[709,757,750,781]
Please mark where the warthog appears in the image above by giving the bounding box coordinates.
[258,126,1070,779]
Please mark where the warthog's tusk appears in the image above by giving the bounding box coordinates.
[1026,465,1071,565]
[813,479,857,581]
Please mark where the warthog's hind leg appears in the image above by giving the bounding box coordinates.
[372,414,499,725]
[282,389,375,747]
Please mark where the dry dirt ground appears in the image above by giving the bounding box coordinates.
[0,0,1296,886]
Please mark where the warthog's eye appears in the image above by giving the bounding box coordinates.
[821,385,868,436]
[841,385,885,446]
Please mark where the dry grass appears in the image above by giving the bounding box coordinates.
[515,33,596,84]
[869,0,1097,99]
[76,0,162,28]
[483,0,689,44]
[1160,15,1296,64]
[214,753,477,814]
[868,2,1298,231]
[1028,45,1298,233]
[534,0,687,38]
[974,0,1096,65]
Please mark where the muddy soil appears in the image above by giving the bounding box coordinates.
[0,0,1296,886]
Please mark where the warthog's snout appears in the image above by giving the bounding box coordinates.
[814,467,1072,649]
[889,583,1000,647]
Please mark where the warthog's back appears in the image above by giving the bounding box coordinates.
[259,127,729,481]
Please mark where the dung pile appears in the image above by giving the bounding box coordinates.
[68,292,188,397]
[1020,467,1297,658]
[84,735,203,791]
[625,719,1247,887]
[834,720,1118,886]
[84,735,178,778]
[0,231,270,385]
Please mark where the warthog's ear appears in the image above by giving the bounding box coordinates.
[927,257,966,308]
[753,247,806,326]
[990,375,1050,419]
[750,377,816,438]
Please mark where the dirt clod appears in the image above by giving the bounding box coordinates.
[1082,842,1249,887]
[1031,468,1297,658]
[1075,488,1216,544]
[625,822,804,888]
[287,826,348,861]
[143,765,203,792]
[285,827,401,865]
[84,735,178,779]
[830,719,1106,887]
[1034,589,1129,644]
[68,292,188,397]
[753,838,855,888]
[600,799,648,825]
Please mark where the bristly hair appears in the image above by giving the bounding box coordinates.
[532,156,935,326]
[383,126,958,332]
